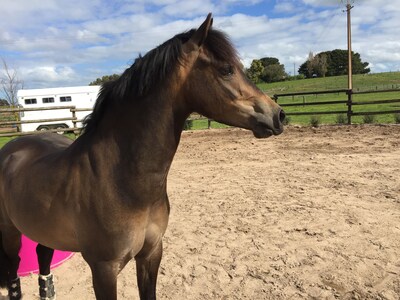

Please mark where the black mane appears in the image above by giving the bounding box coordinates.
[82,28,239,134]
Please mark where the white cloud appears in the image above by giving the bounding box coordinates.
[1,0,400,93]
[273,2,300,14]
[19,66,78,87]
[161,0,216,17]
[301,0,340,7]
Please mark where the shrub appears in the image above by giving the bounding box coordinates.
[363,114,375,124]
[309,115,320,127]
[335,114,347,125]
[394,113,400,124]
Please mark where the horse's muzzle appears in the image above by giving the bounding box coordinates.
[252,108,285,138]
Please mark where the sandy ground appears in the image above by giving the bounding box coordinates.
[2,124,400,299]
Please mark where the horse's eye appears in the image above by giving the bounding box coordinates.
[220,64,234,77]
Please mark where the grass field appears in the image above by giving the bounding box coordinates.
[188,72,400,128]
[259,72,400,94]
[259,72,400,125]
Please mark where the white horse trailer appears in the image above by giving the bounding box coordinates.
[17,86,100,133]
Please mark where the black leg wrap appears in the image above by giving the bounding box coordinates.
[38,273,56,300]
[8,277,22,300]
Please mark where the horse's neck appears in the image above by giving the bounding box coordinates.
[76,94,188,189]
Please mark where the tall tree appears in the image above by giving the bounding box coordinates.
[312,53,328,77]
[0,59,23,106]
[298,49,370,78]
[305,52,315,78]
[245,59,264,84]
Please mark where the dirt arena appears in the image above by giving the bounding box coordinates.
[6,125,400,299]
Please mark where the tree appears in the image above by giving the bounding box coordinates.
[262,64,287,83]
[305,52,315,78]
[316,53,328,77]
[246,57,287,83]
[351,52,370,75]
[300,52,328,78]
[245,60,264,84]
[1,58,23,106]
[89,74,120,86]
[259,57,287,83]
[260,57,279,67]
[298,49,370,78]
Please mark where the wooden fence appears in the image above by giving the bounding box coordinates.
[1,88,399,137]
[273,88,400,124]
[0,106,92,137]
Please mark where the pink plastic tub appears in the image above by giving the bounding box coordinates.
[17,235,74,276]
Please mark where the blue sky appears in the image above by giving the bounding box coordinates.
[1,0,400,94]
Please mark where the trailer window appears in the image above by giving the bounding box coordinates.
[42,97,55,103]
[60,96,72,102]
[24,98,37,105]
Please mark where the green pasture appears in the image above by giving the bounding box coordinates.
[259,72,400,94]
[273,89,400,125]
[259,72,400,126]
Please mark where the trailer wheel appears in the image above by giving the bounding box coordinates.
[55,125,68,135]
[37,126,50,131]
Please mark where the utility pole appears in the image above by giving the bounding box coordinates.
[345,0,354,124]
[346,0,353,90]
[293,63,296,78]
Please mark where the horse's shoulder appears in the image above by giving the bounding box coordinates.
[0,134,72,172]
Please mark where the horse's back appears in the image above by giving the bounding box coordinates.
[0,133,72,156]
[0,133,72,175]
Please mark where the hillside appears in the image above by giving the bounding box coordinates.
[258,72,400,95]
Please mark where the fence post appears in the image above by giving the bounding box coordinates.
[347,89,353,125]
[71,107,78,138]
[15,106,22,132]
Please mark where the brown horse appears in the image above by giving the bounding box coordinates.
[0,14,284,300]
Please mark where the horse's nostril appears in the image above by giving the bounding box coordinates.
[279,109,286,123]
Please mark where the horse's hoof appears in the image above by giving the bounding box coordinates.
[8,277,22,300]
[39,274,56,300]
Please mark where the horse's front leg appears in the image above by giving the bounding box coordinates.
[135,240,163,300]
[2,229,22,300]
[36,244,55,300]
[87,260,119,300]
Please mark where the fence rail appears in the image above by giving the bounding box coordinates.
[0,106,85,137]
[1,88,399,137]
[0,106,213,137]
[273,88,400,124]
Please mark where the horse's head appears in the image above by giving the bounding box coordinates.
[180,14,285,138]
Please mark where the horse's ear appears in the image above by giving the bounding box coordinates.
[184,13,213,52]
